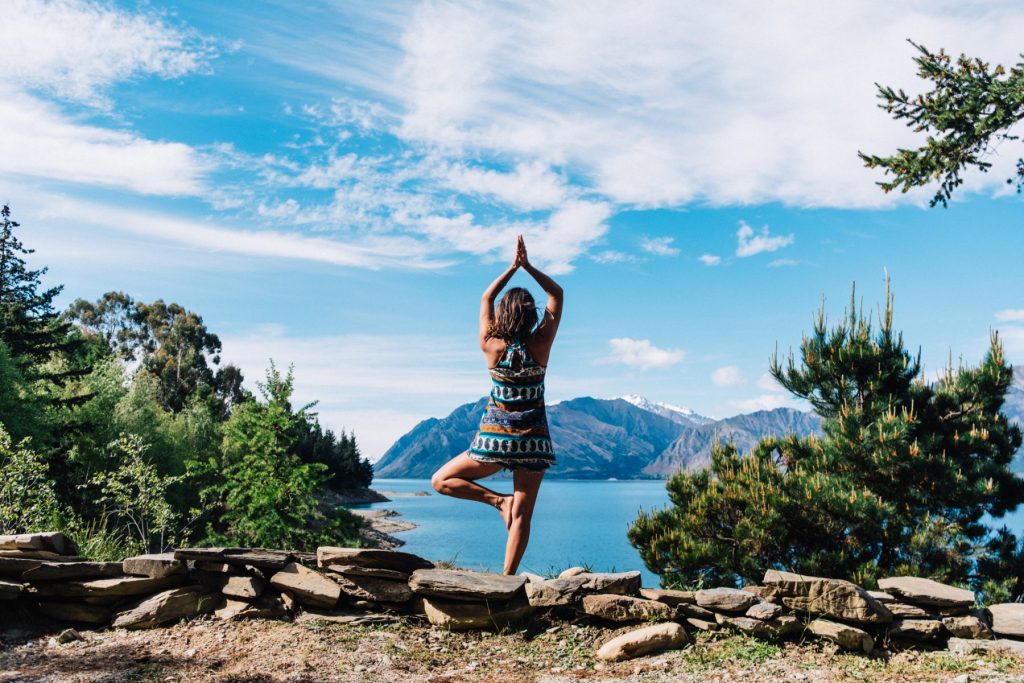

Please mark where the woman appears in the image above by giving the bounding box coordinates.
[430,235,563,575]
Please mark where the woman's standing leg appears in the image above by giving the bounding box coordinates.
[502,468,544,574]
[431,452,513,526]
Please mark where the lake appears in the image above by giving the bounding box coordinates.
[359,478,1024,588]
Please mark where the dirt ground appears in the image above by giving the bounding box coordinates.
[2,609,1023,683]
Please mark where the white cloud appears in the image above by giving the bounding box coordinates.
[736,221,794,257]
[699,254,721,266]
[711,365,745,387]
[591,250,636,264]
[599,338,686,371]
[995,309,1024,322]
[730,394,792,412]
[1001,327,1024,356]
[5,0,214,107]
[640,236,680,257]
[440,161,569,211]
[757,372,784,392]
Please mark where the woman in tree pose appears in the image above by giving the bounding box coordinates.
[431,235,562,575]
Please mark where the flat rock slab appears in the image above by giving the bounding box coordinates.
[763,569,892,624]
[943,615,993,640]
[0,550,86,562]
[948,637,1024,656]
[421,595,533,630]
[525,576,589,607]
[296,609,398,626]
[222,575,265,600]
[31,574,184,598]
[580,594,673,622]
[36,601,111,624]
[639,588,695,606]
[0,532,78,556]
[123,553,185,579]
[326,564,409,581]
[317,547,433,573]
[877,576,974,608]
[0,578,24,600]
[987,603,1024,638]
[677,603,717,620]
[887,602,932,619]
[576,571,641,596]
[695,587,756,613]
[174,548,295,571]
[268,562,339,608]
[194,561,243,574]
[809,618,874,653]
[0,556,43,578]
[720,615,801,639]
[409,569,525,602]
[215,596,286,621]
[596,622,688,662]
[23,561,123,582]
[888,618,943,641]
[746,601,783,621]
[332,573,412,603]
[113,586,218,629]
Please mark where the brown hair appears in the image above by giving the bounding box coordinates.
[487,287,539,341]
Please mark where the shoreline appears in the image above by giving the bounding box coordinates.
[350,508,417,550]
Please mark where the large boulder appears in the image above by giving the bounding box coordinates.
[877,576,974,608]
[580,594,674,622]
[942,615,992,640]
[987,603,1024,638]
[695,587,756,613]
[808,618,874,653]
[409,569,525,602]
[22,561,123,582]
[421,595,533,630]
[762,570,892,624]
[122,553,186,579]
[112,586,218,629]
[0,532,78,556]
[268,562,340,608]
[595,622,688,662]
[317,547,432,573]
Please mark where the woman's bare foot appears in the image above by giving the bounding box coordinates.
[496,494,513,530]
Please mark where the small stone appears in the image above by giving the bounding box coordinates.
[222,575,265,600]
[56,628,83,644]
[576,571,641,596]
[887,602,932,619]
[677,602,716,620]
[695,587,757,613]
[987,603,1024,638]
[122,553,185,579]
[877,576,974,608]
[595,622,688,662]
[745,601,783,621]
[639,588,695,606]
[685,617,719,631]
[268,562,340,609]
[808,618,874,653]
[580,594,673,622]
[281,591,296,612]
[942,615,992,640]
[887,618,943,641]
[558,566,587,579]
[317,547,433,573]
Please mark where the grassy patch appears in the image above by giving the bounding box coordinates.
[681,632,782,673]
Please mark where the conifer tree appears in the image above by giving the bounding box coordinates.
[628,281,1024,592]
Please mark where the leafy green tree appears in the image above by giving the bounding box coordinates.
[0,425,64,534]
[297,421,374,490]
[859,41,1024,207]
[629,282,1024,592]
[198,362,364,550]
[0,340,49,443]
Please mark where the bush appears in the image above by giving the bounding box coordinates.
[629,282,1024,592]
[0,424,64,534]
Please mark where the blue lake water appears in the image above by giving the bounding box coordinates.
[359,478,1024,589]
[356,478,672,587]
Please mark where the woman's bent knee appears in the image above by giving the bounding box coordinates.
[430,472,447,494]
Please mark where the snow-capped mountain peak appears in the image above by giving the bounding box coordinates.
[616,394,716,425]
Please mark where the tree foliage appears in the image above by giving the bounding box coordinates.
[629,281,1024,594]
[859,41,1024,207]
[0,425,64,535]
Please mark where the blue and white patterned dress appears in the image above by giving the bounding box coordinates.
[468,337,556,471]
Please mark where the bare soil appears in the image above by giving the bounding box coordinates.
[2,609,1022,683]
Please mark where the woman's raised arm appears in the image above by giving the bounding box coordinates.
[517,236,563,343]
[480,260,518,350]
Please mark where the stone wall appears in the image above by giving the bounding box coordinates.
[2,532,1021,663]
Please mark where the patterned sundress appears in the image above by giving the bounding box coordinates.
[468,337,556,471]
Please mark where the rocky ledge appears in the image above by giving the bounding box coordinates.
[0,531,1018,666]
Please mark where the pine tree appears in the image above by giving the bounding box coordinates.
[628,280,1024,593]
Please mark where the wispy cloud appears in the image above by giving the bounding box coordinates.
[640,236,680,257]
[699,254,721,266]
[598,338,686,371]
[736,221,794,257]
[711,365,745,387]
[767,258,798,268]
[995,309,1024,322]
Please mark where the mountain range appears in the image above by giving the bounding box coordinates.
[374,395,822,479]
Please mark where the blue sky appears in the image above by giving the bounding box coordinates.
[4,1,1024,459]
